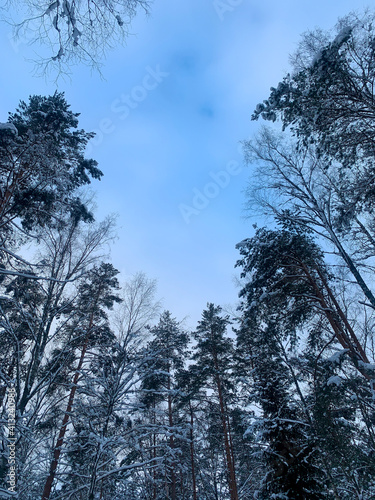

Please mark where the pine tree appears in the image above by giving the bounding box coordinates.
[192,303,239,500]
[0,92,101,274]
[236,226,375,497]
[137,311,189,500]
[41,262,122,500]
[252,10,375,171]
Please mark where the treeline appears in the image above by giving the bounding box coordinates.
[2,8,375,500]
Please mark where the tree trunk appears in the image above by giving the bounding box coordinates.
[167,373,177,500]
[153,401,157,500]
[41,314,94,500]
[214,364,238,500]
[298,259,371,380]
[318,208,375,311]
[189,405,197,500]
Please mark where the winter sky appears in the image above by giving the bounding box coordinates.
[0,0,370,328]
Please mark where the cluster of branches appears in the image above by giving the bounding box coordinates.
[2,0,151,75]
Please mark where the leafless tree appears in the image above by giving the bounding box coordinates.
[114,271,161,346]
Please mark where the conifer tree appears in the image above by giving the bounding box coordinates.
[0,93,100,248]
[192,303,239,500]
[236,226,375,497]
[42,262,122,500]
[137,311,188,500]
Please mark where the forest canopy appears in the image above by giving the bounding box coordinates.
[2,7,375,500]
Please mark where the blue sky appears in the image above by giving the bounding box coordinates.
[0,0,370,328]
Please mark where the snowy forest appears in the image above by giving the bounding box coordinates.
[2,4,375,500]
